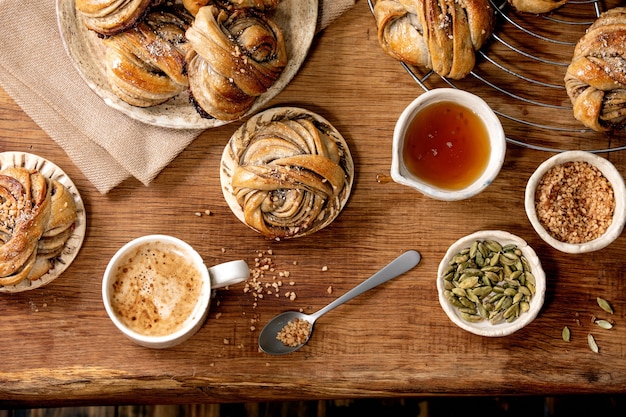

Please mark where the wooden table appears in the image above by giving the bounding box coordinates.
[1,0,626,407]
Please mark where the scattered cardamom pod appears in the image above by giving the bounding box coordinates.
[595,319,613,330]
[562,326,571,342]
[597,297,614,314]
[587,333,599,353]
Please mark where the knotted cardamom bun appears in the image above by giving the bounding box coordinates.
[186,5,287,121]
[76,0,160,36]
[0,168,77,286]
[373,0,495,80]
[102,6,194,107]
[507,0,567,14]
[182,0,279,16]
[564,7,626,132]
[221,108,354,240]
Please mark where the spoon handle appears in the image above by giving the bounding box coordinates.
[311,250,421,320]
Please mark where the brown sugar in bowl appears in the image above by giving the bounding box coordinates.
[525,151,626,254]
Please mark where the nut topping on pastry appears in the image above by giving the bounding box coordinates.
[0,168,77,286]
[103,7,194,107]
[182,0,279,16]
[221,108,354,240]
[186,6,287,120]
[564,7,626,132]
[374,0,495,80]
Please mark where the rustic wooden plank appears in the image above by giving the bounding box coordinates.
[1,0,626,407]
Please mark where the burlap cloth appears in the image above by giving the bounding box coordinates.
[0,0,356,194]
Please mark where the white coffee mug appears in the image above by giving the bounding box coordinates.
[102,235,249,349]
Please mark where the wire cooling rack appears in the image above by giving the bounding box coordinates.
[367,0,626,153]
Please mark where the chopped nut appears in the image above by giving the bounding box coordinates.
[245,249,295,308]
[535,161,614,244]
[327,286,333,294]
[322,265,328,272]
[276,318,311,347]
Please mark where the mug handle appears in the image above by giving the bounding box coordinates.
[208,260,250,288]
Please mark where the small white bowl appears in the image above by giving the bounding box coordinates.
[525,151,626,254]
[437,230,546,337]
[391,88,506,201]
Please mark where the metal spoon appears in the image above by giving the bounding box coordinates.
[258,250,421,355]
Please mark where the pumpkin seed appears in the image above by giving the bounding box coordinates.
[587,333,599,353]
[597,297,614,314]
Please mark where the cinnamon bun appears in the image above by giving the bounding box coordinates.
[374,0,495,80]
[221,108,354,240]
[507,0,567,14]
[182,0,279,16]
[76,0,159,36]
[0,168,77,286]
[186,5,287,120]
[564,7,626,132]
[103,6,194,107]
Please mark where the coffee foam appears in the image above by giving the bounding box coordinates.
[110,241,204,337]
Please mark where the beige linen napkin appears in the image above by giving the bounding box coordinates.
[0,0,355,194]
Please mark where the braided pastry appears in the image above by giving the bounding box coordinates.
[221,108,354,240]
[373,0,495,80]
[564,7,626,132]
[507,0,567,14]
[76,0,159,36]
[182,0,279,16]
[103,6,194,107]
[186,5,287,120]
[0,168,77,286]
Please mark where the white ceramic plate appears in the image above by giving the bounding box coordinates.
[0,152,86,293]
[56,0,318,129]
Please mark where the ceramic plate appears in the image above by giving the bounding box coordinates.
[0,152,86,293]
[220,107,354,238]
[56,0,319,129]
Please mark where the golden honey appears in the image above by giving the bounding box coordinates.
[402,101,490,191]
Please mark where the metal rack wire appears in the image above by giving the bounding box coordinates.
[367,0,626,153]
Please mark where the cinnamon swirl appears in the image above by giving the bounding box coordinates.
[0,167,77,286]
[186,5,287,120]
[221,108,354,240]
[564,7,626,132]
[374,0,495,80]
